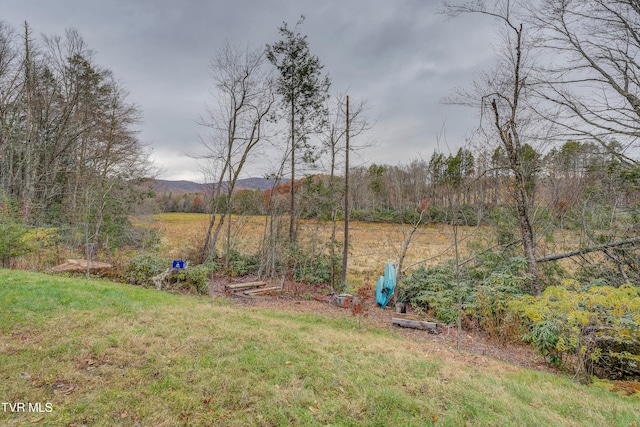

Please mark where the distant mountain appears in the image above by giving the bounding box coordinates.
[150,179,207,194]
[145,177,288,194]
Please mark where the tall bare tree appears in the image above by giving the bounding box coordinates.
[199,43,274,264]
[443,0,542,294]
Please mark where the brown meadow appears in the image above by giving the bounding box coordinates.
[149,213,484,284]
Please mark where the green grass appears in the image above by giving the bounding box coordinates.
[0,269,638,426]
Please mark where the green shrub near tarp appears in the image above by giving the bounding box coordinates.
[291,248,341,288]
[401,254,529,331]
[401,262,466,324]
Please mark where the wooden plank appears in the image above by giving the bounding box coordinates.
[392,317,437,330]
[226,281,267,290]
[244,286,280,296]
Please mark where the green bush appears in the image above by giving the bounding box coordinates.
[291,249,341,288]
[401,262,470,324]
[509,280,640,372]
[169,263,217,294]
[21,227,61,270]
[125,253,168,285]
[0,197,30,268]
[225,250,259,277]
[401,253,529,329]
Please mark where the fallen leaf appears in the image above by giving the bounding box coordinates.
[120,411,127,419]
[432,415,439,423]
[203,398,211,405]
[285,361,292,365]
[338,387,346,394]
[180,412,187,419]
[29,416,44,423]
[308,406,318,414]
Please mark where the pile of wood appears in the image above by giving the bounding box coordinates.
[225,281,280,297]
[52,259,112,273]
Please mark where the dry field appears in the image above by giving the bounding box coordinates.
[148,213,487,283]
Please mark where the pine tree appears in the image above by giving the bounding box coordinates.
[266,15,330,246]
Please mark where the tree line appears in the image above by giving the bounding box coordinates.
[0,21,152,258]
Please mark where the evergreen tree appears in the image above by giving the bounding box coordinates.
[266,15,330,246]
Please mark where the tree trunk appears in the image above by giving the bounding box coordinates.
[289,96,296,247]
[328,125,338,290]
[341,96,350,285]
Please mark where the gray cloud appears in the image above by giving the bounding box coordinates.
[3,0,496,181]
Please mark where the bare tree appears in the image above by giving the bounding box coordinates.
[198,42,274,264]
[318,94,370,288]
[531,0,640,164]
[443,0,543,294]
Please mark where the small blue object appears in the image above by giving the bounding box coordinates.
[375,263,397,309]
[172,260,186,269]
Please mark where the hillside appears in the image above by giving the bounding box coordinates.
[146,177,287,195]
[1,269,638,426]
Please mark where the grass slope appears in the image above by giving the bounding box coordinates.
[0,269,638,426]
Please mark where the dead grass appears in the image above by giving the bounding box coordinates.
[146,213,591,286]
[149,213,483,283]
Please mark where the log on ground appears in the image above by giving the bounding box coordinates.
[244,286,280,296]
[392,317,437,330]
[52,259,112,273]
[226,281,267,290]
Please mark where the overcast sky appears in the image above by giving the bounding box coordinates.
[2,0,496,182]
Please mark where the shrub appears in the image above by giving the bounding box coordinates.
[0,198,30,268]
[16,227,61,270]
[509,280,640,375]
[291,249,341,288]
[126,253,168,285]
[401,254,529,330]
[169,263,217,294]
[225,250,259,277]
[401,262,471,324]
[473,271,527,342]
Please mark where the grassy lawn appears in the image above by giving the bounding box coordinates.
[1,269,638,426]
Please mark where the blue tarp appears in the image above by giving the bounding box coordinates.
[375,263,396,309]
